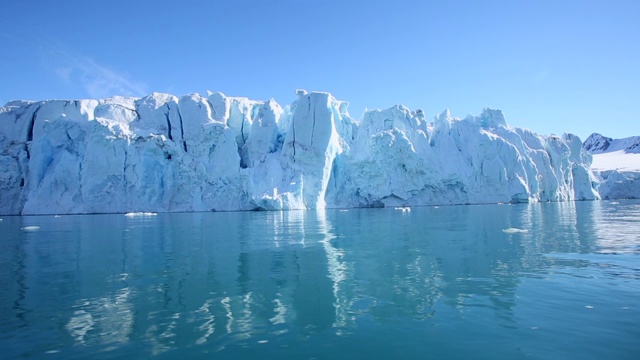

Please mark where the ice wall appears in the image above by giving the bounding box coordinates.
[0,91,599,215]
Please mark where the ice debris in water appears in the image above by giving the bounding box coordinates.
[502,228,528,234]
[21,226,40,231]
[124,212,158,217]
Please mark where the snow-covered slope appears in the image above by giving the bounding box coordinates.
[584,133,640,199]
[583,133,640,155]
[0,91,599,215]
[591,151,640,172]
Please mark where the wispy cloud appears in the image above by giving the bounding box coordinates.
[45,42,148,99]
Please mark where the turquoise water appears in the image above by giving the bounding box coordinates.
[1,201,639,359]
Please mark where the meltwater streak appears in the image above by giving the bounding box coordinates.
[0,200,639,359]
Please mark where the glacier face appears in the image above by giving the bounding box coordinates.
[0,91,599,215]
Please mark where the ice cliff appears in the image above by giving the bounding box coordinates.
[584,133,640,199]
[0,91,600,215]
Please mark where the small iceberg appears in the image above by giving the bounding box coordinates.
[394,207,411,213]
[22,226,40,231]
[124,212,158,217]
[502,228,528,234]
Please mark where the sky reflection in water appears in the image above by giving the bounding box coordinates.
[1,200,639,359]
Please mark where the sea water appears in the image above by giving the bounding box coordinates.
[1,200,639,359]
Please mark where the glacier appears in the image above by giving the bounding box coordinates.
[0,90,600,215]
[584,133,640,200]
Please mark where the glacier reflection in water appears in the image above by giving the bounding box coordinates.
[1,200,639,359]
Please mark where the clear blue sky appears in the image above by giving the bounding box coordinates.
[1,0,638,140]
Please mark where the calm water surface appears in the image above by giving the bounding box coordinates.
[1,201,639,359]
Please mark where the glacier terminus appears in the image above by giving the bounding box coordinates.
[0,90,603,215]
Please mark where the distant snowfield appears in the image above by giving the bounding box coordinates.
[591,151,640,172]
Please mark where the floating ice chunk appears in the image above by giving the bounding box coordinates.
[124,212,158,217]
[22,226,40,231]
[395,207,411,213]
[502,228,528,234]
